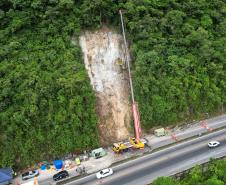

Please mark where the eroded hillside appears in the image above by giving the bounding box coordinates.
[80,28,132,145]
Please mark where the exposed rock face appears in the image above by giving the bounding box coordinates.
[79,28,132,145]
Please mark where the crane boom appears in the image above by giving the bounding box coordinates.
[119,10,141,140]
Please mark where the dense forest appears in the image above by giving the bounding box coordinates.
[0,0,99,169]
[126,0,226,128]
[151,158,226,185]
[0,0,225,169]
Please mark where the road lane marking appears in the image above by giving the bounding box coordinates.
[64,129,226,185]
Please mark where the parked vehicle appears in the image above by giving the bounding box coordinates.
[130,138,145,149]
[91,148,106,159]
[53,170,69,181]
[112,138,146,153]
[96,168,113,179]
[22,170,39,180]
[208,141,220,148]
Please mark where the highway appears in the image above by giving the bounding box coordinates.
[65,129,226,185]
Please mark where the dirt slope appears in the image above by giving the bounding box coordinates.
[79,28,132,145]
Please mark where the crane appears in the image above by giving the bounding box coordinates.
[119,10,142,141]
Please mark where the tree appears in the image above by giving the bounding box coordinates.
[152,176,180,185]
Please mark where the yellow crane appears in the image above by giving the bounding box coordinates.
[130,138,145,149]
[112,143,128,153]
[112,10,145,155]
[112,138,146,153]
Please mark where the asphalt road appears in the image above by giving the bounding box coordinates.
[65,129,226,185]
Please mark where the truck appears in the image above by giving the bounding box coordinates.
[112,138,146,153]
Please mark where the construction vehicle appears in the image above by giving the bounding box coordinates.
[119,10,142,140]
[112,138,146,153]
[130,138,145,149]
[112,143,129,153]
[117,11,146,152]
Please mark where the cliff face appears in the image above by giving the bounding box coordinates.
[79,28,132,145]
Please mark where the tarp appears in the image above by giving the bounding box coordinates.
[54,160,63,170]
[40,164,46,170]
[0,168,12,183]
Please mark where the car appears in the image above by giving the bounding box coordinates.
[208,141,220,148]
[22,170,39,180]
[53,170,69,181]
[96,168,113,179]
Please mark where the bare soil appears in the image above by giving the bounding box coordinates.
[79,28,132,145]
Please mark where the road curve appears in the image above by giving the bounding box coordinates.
[65,129,226,185]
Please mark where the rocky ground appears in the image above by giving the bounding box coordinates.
[79,28,132,145]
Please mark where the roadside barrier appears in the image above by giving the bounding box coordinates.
[171,133,179,142]
[200,121,213,132]
[166,128,180,142]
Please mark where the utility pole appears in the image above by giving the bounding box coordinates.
[119,10,141,140]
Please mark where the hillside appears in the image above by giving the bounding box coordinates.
[80,29,132,145]
[0,0,225,169]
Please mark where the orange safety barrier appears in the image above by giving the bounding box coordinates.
[171,133,179,142]
[200,121,213,132]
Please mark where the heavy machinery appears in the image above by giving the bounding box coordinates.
[112,138,146,153]
[112,143,129,153]
[130,138,145,149]
[120,10,141,141]
[119,10,145,150]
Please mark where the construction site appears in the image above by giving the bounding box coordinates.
[79,10,145,147]
[9,9,226,185]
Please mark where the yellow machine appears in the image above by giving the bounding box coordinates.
[112,143,129,153]
[130,138,145,149]
[112,138,146,153]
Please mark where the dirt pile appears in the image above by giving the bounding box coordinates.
[79,28,132,145]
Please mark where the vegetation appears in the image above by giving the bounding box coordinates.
[151,158,226,185]
[124,0,226,127]
[0,0,225,169]
[0,1,99,169]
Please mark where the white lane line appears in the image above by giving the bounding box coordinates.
[114,129,226,170]
[124,147,226,185]
[64,129,226,185]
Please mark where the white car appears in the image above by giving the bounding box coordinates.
[208,141,220,148]
[96,168,113,179]
[22,170,39,180]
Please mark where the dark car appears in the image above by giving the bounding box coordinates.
[53,170,69,181]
